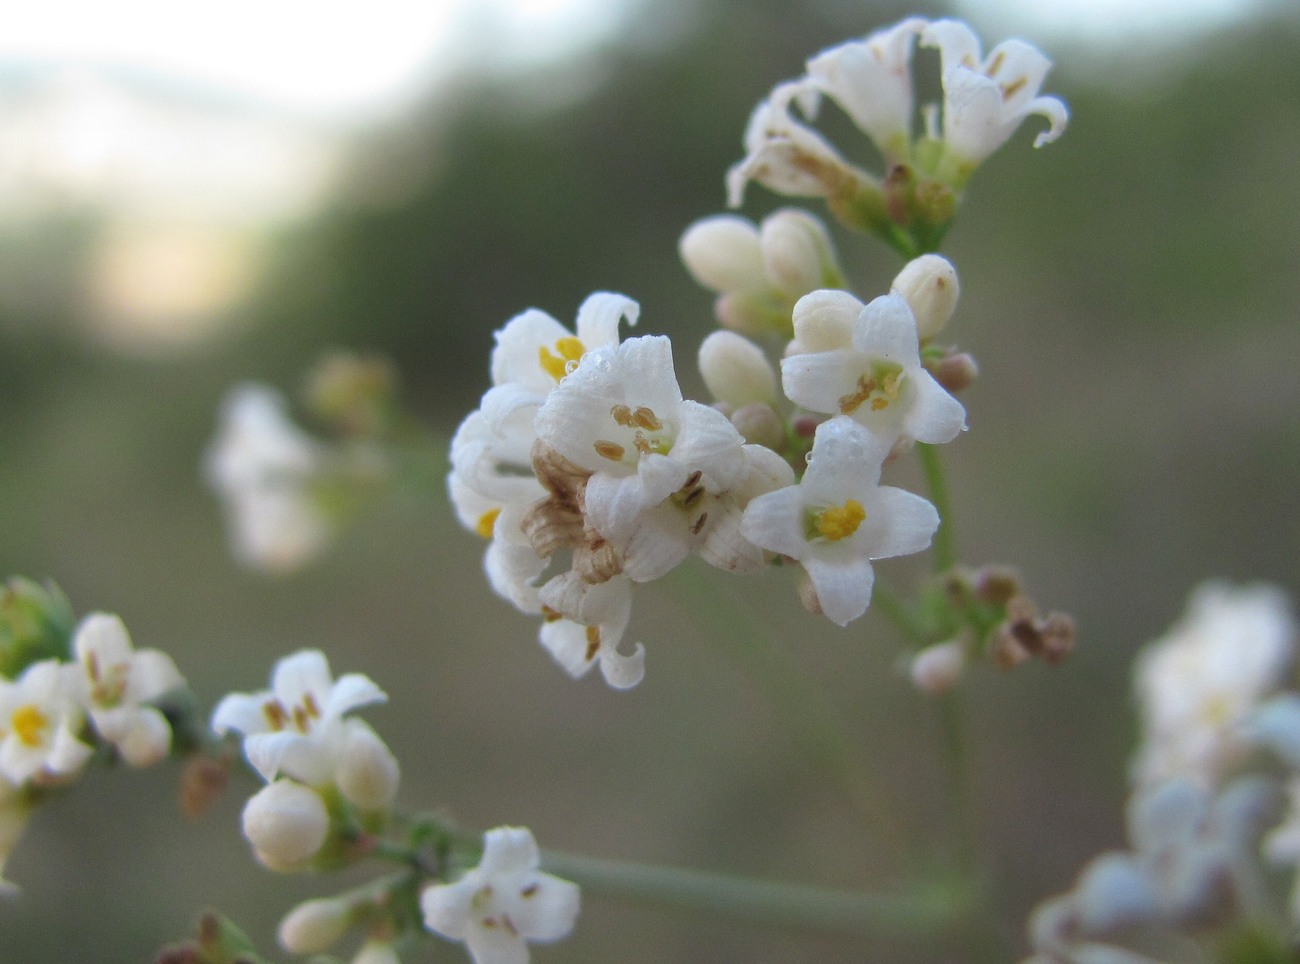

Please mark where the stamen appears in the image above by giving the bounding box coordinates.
[11,704,48,748]
[262,700,289,731]
[584,626,601,662]
[594,440,626,461]
[521,883,540,898]
[538,337,586,382]
[610,404,635,427]
[691,512,708,535]
[475,507,501,539]
[541,605,564,624]
[632,407,662,430]
[1000,76,1027,101]
[985,50,1006,75]
[302,692,321,719]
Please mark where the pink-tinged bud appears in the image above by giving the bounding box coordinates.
[242,779,329,870]
[892,254,959,338]
[730,403,785,450]
[679,216,764,293]
[909,640,966,695]
[335,724,400,811]
[759,208,840,295]
[278,896,353,954]
[698,331,778,408]
[930,352,979,393]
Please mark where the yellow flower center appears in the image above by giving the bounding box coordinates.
[11,704,49,748]
[538,337,586,382]
[812,499,866,542]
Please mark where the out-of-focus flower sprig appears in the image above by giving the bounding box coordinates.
[0,577,195,894]
[206,353,446,576]
[1023,582,1300,964]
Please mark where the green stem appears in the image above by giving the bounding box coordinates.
[915,443,956,573]
[540,849,967,940]
[870,580,929,648]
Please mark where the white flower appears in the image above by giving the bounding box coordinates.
[205,384,330,574]
[211,649,387,787]
[804,17,928,161]
[1132,582,1295,788]
[536,335,751,582]
[920,19,1069,170]
[490,292,638,394]
[0,660,93,785]
[726,80,867,208]
[72,613,184,768]
[782,292,966,447]
[538,574,644,690]
[422,826,580,964]
[740,417,939,626]
[278,895,353,954]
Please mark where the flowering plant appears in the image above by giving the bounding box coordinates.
[1,11,1295,964]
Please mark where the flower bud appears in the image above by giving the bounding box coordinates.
[729,403,785,450]
[929,351,978,393]
[278,896,353,954]
[113,707,173,769]
[335,723,400,811]
[678,216,764,293]
[759,208,839,295]
[242,779,329,870]
[352,940,401,964]
[698,331,777,408]
[0,577,75,679]
[715,293,776,337]
[909,640,965,695]
[891,254,959,339]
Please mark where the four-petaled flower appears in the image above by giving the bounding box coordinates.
[741,417,939,625]
[422,826,580,964]
[0,660,93,786]
[211,649,387,786]
[783,292,966,448]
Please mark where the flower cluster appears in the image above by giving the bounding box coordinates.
[1024,582,1300,962]
[212,649,399,870]
[447,246,967,686]
[0,607,184,891]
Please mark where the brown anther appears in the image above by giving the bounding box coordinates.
[302,692,321,719]
[632,407,662,431]
[610,404,634,426]
[684,470,702,489]
[521,883,540,898]
[838,375,876,415]
[986,50,1006,75]
[594,440,625,461]
[1000,76,1026,101]
[691,512,708,535]
[993,595,1077,669]
[262,700,288,731]
[524,442,590,558]
[682,486,704,507]
[292,705,312,732]
[86,651,101,683]
[541,605,564,623]
[584,626,601,662]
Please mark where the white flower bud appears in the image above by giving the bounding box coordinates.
[760,208,838,295]
[891,254,959,339]
[278,895,353,954]
[242,779,329,870]
[698,331,778,408]
[113,707,172,769]
[335,722,400,811]
[352,940,401,964]
[730,402,785,450]
[678,216,764,293]
[909,639,966,695]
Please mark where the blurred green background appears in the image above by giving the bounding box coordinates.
[1,0,1298,960]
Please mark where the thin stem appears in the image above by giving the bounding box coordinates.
[870,580,929,648]
[541,848,968,941]
[915,443,956,573]
[663,568,909,860]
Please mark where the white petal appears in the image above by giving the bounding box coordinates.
[740,484,809,559]
[271,651,333,705]
[211,692,268,736]
[323,672,388,719]
[508,874,581,942]
[127,650,186,701]
[573,291,639,347]
[72,612,133,666]
[781,349,863,416]
[678,216,764,293]
[858,486,939,559]
[789,290,863,354]
[490,308,569,392]
[480,826,540,876]
[421,879,475,940]
[803,554,876,626]
[852,293,920,364]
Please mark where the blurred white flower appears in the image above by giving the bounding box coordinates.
[211,649,387,787]
[422,826,580,964]
[740,417,939,626]
[205,384,330,574]
[242,777,330,871]
[538,574,644,690]
[72,612,184,768]
[0,660,92,786]
[1132,582,1295,788]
